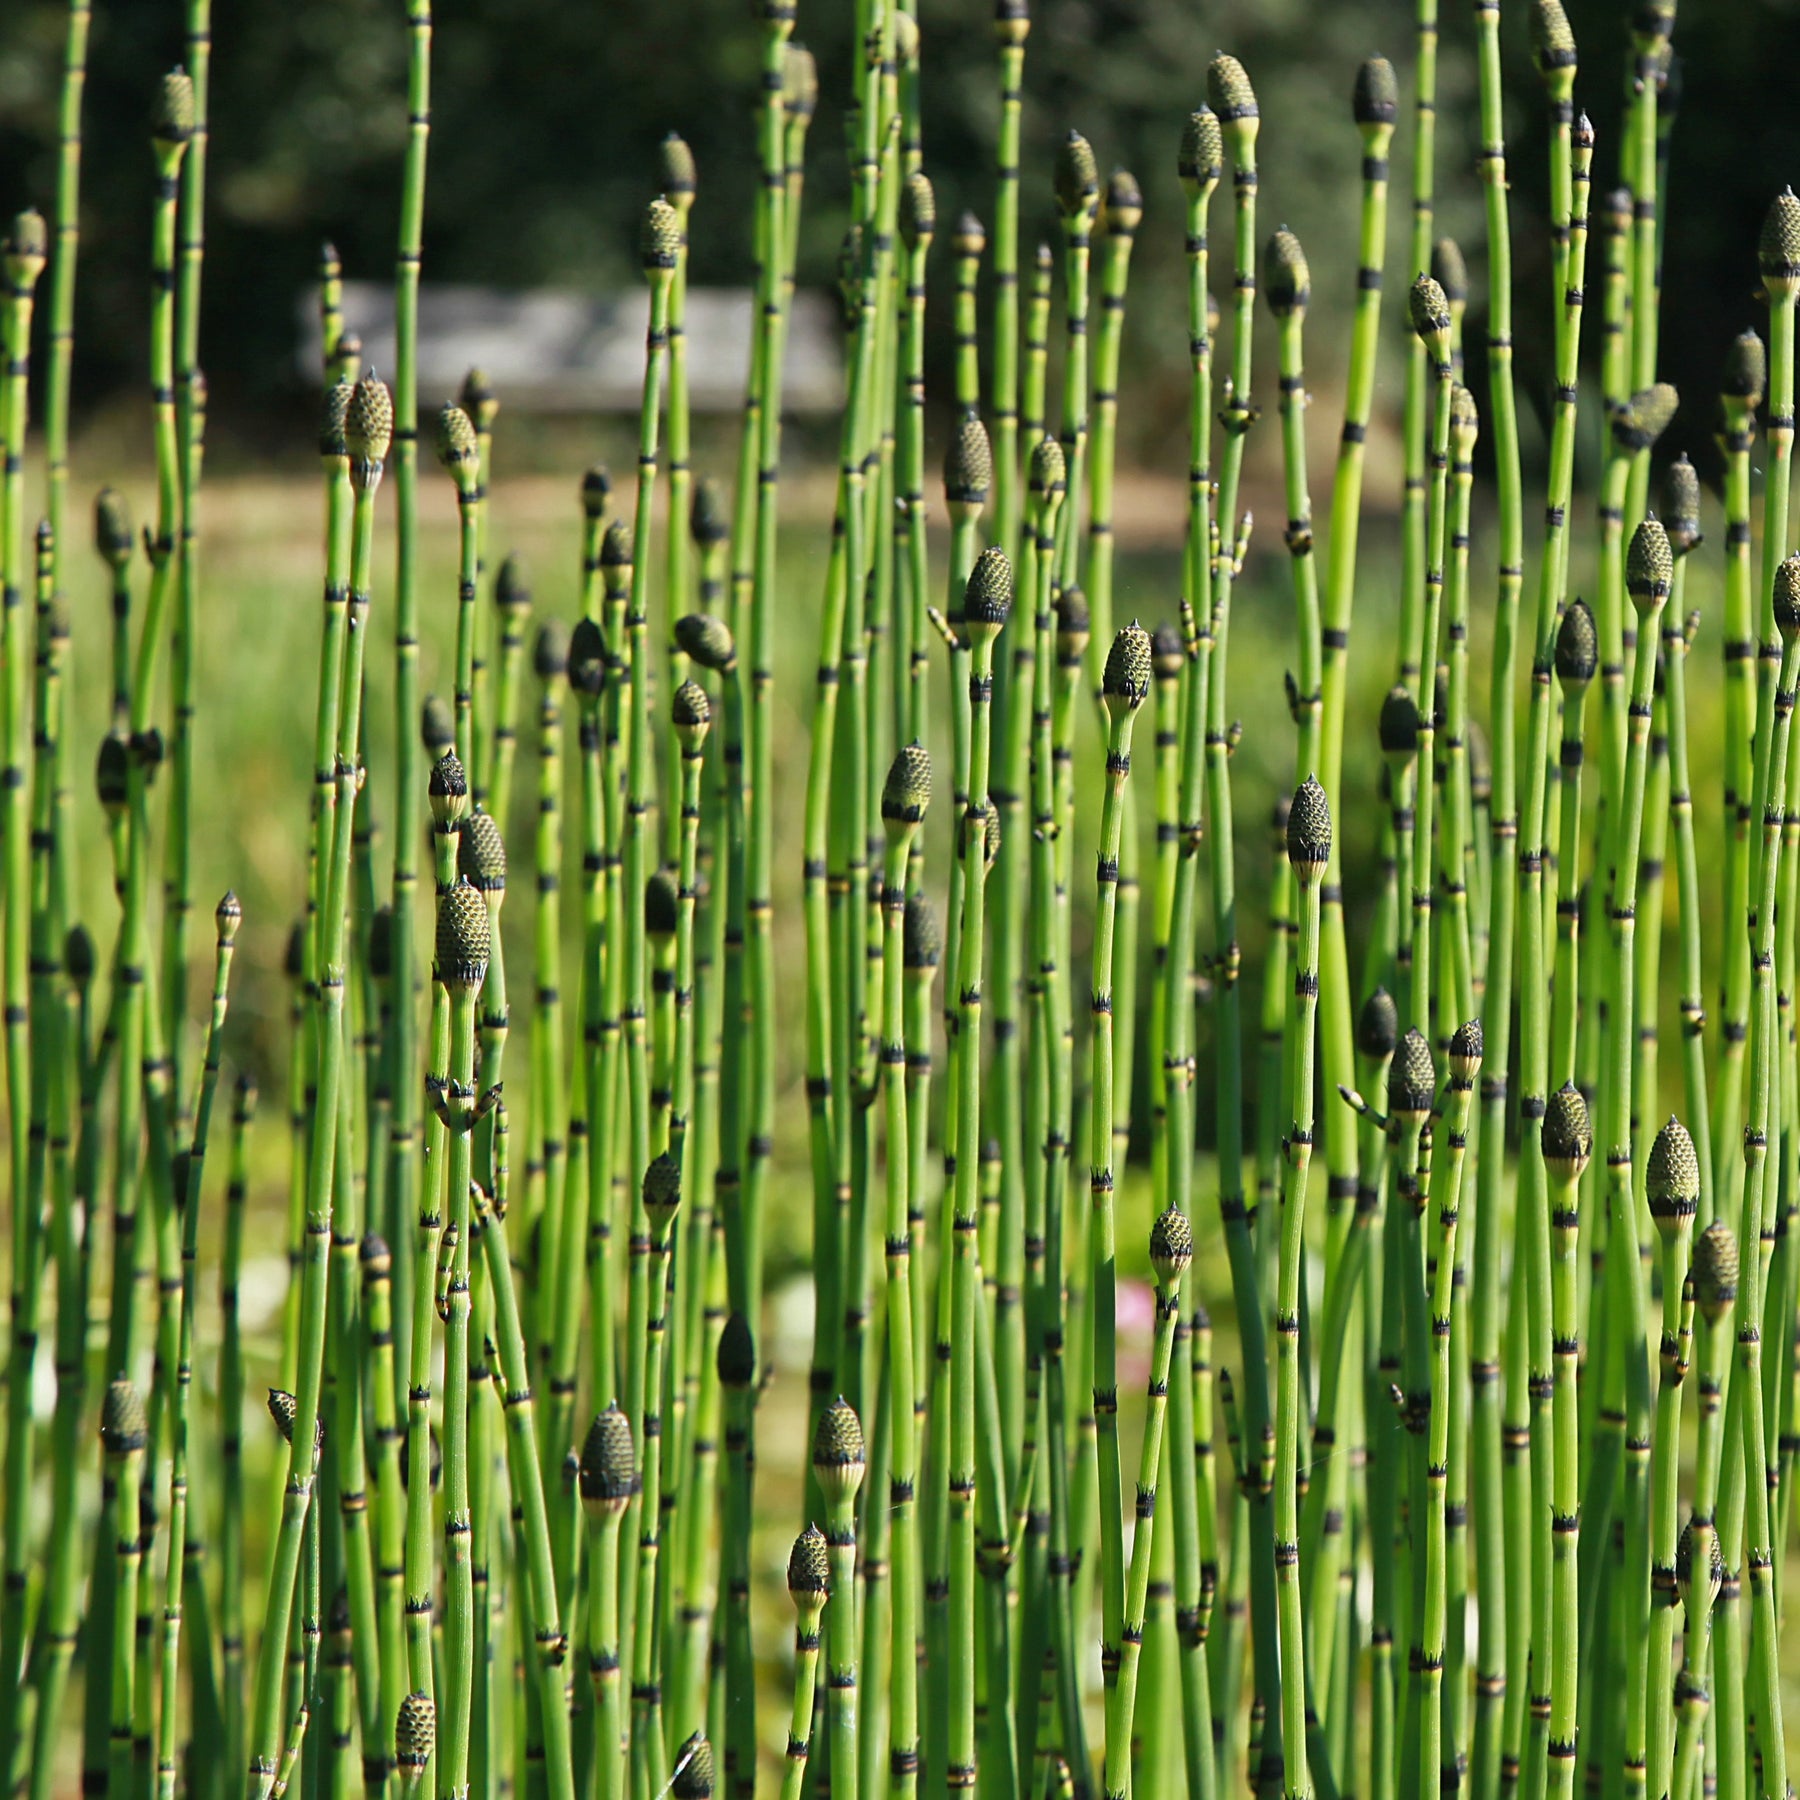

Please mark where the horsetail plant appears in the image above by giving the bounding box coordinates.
[880,741,930,1800]
[815,1398,866,1800]
[1272,778,1329,1800]
[11,12,1800,1800]
[1091,622,1151,1788]
[0,206,48,1768]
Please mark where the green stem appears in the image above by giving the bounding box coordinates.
[1091,649,1146,1789]
[478,1191,578,1800]
[1731,613,1798,1800]
[439,982,479,1798]
[1318,76,1394,1253]
[881,811,922,1800]
[0,226,48,1715]
[1275,793,1328,1800]
[156,910,237,1799]
[1714,353,1761,1225]
[1599,522,1666,1800]
[992,27,1025,568]
[720,1341,756,1800]
[1644,1218,1694,1800]
[1510,96,1589,1799]
[586,1437,628,1800]
[947,591,1004,1796]
[1424,1042,1476,1800]
[780,1581,828,1800]
[1103,1224,1189,1800]
[628,1183,678,1800]
[742,0,797,1387]
[247,416,383,1800]
[163,0,213,1113]
[41,0,90,596]
[1205,64,1276,1778]
[388,0,434,1526]
[1396,0,1439,700]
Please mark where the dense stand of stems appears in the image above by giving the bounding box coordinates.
[12,15,1800,1800]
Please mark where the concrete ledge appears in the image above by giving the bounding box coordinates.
[300,280,843,413]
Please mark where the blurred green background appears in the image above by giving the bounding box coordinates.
[3,0,1800,473]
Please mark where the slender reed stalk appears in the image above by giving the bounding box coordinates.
[1381,1028,1436,1800]
[1265,232,1319,782]
[0,282,50,1800]
[1274,780,1331,1800]
[1087,624,1151,1786]
[388,0,434,1461]
[718,1314,756,1800]
[1102,1208,1191,1800]
[1714,332,1764,1211]
[1395,0,1438,697]
[953,213,985,418]
[670,678,708,1152]
[528,622,569,1355]
[1660,457,1712,1203]
[1165,176,1219,1784]
[1317,58,1396,1222]
[155,897,238,1800]
[248,374,390,1800]
[1051,133,1096,614]
[582,1406,637,1800]
[898,175,935,753]
[1441,384,1478,1034]
[1414,1023,1476,1800]
[474,1183,577,1800]
[320,241,342,379]
[163,0,213,1111]
[880,743,930,1800]
[1407,274,1454,1035]
[0,218,49,1699]
[25,926,99,1791]
[626,1155,681,1797]
[1021,440,1087,1797]
[670,1246,725,1750]
[484,554,529,826]
[816,1399,867,1800]
[213,1073,255,1784]
[1731,554,1800,1800]
[1202,57,1280,1787]
[1508,30,1587,1785]
[1672,1224,1735,1800]
[620,202,679,1544]
[1643,1121,1698,1800]
[102,1380,149,1800]
[663,127,697,723]
[1596,517,1670,1800]
[991,2,1026,568]
[781,1529,830,1800]
[1178,103,1220,656]
[740,0,798,1425]
[406,772,462,1746]
[41,0,90,585]
[1470,0,1524,1750]
[1550,603,1596,1087]
[1531,1082,1587,1800]
[1023,242,1053,480]
[434,878,490,1799]
[942,550,1010,1795]
[1308,987,1393,1728]
[990,504,1037,1497]
[1087,168,1141,708]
